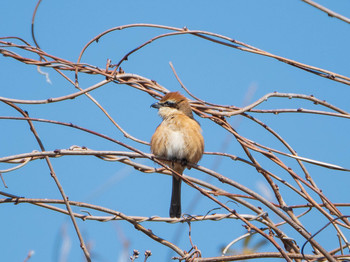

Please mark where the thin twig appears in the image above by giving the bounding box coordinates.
[301,0,350,24]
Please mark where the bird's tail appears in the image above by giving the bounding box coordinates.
[170,175,182,218]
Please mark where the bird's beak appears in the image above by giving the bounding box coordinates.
[151,102,161,109]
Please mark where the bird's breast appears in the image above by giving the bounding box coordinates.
[151,113,204,165]
[165,130,186,160]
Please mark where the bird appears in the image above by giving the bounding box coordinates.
[150,92,204,218]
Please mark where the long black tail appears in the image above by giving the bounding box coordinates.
[169,176,182,218]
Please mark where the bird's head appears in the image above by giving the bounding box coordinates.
[151,92,194,119]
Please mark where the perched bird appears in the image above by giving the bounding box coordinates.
[150,92,204,218]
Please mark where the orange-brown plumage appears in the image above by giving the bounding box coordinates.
[150,92,204,218]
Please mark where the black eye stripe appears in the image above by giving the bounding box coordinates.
[162,101,176,107]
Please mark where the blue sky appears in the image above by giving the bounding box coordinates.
[1,1,350,261]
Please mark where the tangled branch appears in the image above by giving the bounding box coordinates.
[1,4,350,261]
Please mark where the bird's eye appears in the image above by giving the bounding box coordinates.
[164,101,176,107]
